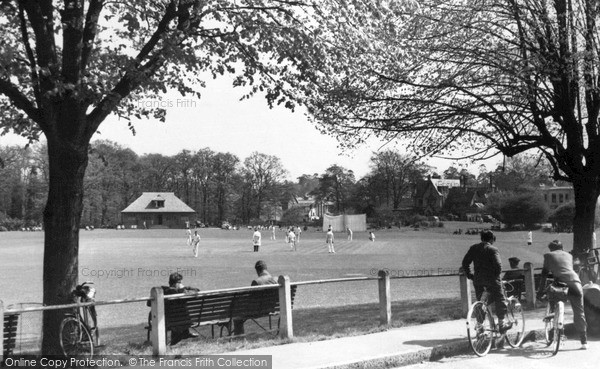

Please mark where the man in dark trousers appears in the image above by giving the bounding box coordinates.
[234,260,278,335]
[537,240,588,349]
[462,230,511,331]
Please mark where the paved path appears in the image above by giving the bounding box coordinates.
[119,307,580,369]
[401,339,599,369]
[230,307,564,369]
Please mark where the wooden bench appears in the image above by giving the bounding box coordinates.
[3,313,19,358]
[146,286,297,343]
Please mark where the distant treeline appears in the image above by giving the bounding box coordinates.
[0,140,557,230]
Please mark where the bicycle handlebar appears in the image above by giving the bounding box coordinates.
[73,282,96,300]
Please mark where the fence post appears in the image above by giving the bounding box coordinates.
[524,262,536,309]
[459,267,472,315]
[150,287,166,356]
[278,275,294,339]
[0,300,4,364]
[378,270,392,326]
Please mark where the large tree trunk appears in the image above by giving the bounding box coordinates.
[572,177,600,255]
[42,137,89,355]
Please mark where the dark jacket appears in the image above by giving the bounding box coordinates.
[462,242,502,286]
[162,285,200,295]
[146,285,199,307]
[251,271,278,286]
[541,250,580,283]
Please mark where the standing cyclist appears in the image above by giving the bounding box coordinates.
[462,230,511,332]
[537,240,588,349]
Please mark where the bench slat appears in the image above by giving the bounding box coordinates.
[149,285,297,337]
[3,313,20,356]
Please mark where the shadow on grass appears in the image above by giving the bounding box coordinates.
[100,298,464,355]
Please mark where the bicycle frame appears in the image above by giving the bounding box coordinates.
[466,280,525,356]
[67,283,99,343]
[574,247,599,284]
[554,301,564,331]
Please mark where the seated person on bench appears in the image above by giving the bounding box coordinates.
[233,260,278,335]
[164,272,200,345]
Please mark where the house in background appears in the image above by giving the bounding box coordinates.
[121,192,196,229]
[285,195,334,220]
[539,186,574,210]
[413,177,462,215]
[444,187,491,221]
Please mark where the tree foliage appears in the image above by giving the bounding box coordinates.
[548,202,576,232]
[486,191,549,228]
[0,0,330,353]
[0,144,46,226]
[369,150,429,209]
[312,164,356,213]
[308,0,600,252]
[491,154,557,191]
[242,151,288,220]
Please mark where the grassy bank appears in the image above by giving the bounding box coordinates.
[100,297,463,356]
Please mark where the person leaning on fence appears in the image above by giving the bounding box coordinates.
[536,240,588,349]
[233,260,279,335]
[461,230,512,332]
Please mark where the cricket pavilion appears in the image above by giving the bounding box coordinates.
[120,192,196,229]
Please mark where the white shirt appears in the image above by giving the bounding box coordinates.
[253,231,262,246]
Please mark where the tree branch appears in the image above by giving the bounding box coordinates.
[85,55,164,138]
[85,0,179,136]
[81,0,105,74]
[62,0,85,84]
[18,1,41,106]
[21,0,58,86]
[133,0,178,65]
[0,78,43,125]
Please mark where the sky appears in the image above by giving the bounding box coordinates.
[0,77,501,180]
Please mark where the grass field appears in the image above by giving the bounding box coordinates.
[0,222,577,352]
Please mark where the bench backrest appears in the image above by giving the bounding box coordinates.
[3,313,19,356]
[163,286,297,329]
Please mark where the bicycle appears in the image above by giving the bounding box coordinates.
[59,282,99,358]
[574,247,599,285]
[539,280,569,356]
[466,280,525,356]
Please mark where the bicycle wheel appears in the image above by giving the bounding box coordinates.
[505,297,525,347]
[60,317,93,358]
[543,303,555,346]
[550,301,564,356]
[466,301,494,356]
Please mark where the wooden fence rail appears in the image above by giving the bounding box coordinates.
[0,266,543,358]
